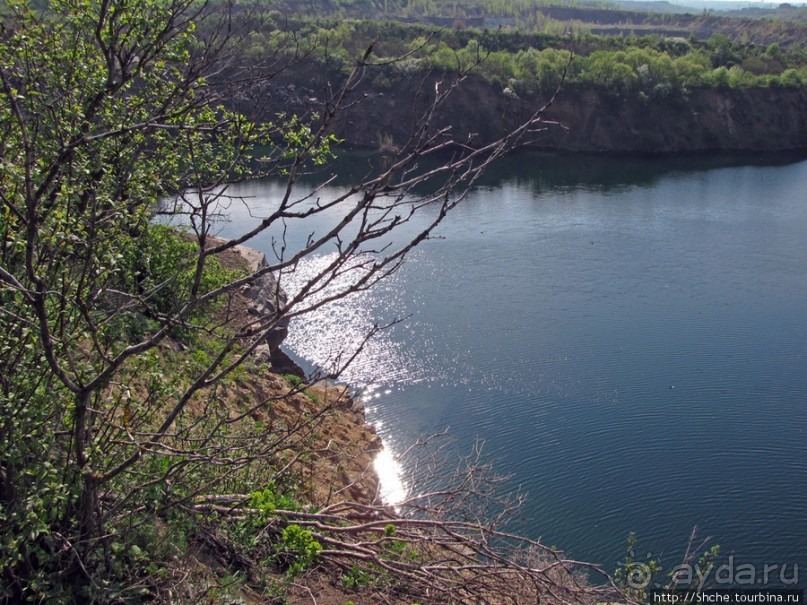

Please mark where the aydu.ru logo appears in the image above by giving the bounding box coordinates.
[627,556,799,589]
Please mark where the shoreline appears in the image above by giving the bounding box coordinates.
[226,238,387,506]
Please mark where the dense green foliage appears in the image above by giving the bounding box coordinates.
[244,14,807,93]
[4,0,556,600]
[0,0,288,599]
[256,0,807,28]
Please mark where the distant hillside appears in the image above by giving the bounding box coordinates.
[718,3,807,21]
[228,0,807,153]
[612,1,698,14]
[616,0,807,15]
[527,7,807,45]
[266,0,807,46]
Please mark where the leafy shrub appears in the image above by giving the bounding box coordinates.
[275,524,322,576]
[251,482,303,515]
[777,68,804,87]
[119,224,242,322]
[341,563,372,589]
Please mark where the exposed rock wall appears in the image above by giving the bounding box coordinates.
[258,67,807,154]
[532,85,807,154]
[225,241,305,377]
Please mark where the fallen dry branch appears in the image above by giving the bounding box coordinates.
[191,433,621,605]
[193,494,618,604]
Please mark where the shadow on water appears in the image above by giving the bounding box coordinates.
[475,149,807,192]
[256,145,807,196]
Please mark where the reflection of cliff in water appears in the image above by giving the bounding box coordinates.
[282,147,807,197]
[475,149,807,194]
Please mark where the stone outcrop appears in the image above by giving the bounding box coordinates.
[226,241,305,377]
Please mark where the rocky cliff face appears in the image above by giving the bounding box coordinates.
[224,241,305,377]
[533,85,807,154]
[260,68,807,154]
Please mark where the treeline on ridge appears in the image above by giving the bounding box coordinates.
[240,14,807,96]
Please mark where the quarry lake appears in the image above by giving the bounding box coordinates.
[212,150,807,586]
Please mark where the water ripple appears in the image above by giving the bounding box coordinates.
[224,155,807,581]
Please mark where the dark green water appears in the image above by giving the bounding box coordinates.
[215,151,807,587]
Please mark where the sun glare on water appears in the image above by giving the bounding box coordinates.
[281,253,421,506]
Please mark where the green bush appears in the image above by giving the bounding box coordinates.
[251,482,303,515]
[341,563,373,589]
[275,524,322,576]
[777,68,804,87]
[120,224,240,318]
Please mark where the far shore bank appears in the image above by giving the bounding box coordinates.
[249,69,807,155]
